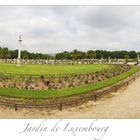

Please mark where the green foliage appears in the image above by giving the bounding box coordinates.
[0,47,11,59]
[55,50,139,60]
[0,46,140,60]
[55,51,71,60]
[95,50,138,59]
[124,54,129,63]
[86,50,96,59]
[0,47,54,60]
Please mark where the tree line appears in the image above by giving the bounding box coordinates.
[0,47,54,60]
[55,49,140,60]
[0,47,140,60]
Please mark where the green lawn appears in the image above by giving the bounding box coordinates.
[0,63,114,76]
[0,66,139,99]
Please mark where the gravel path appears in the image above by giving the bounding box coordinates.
[0,77,140,118]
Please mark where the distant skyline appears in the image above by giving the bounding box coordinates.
[0,6,140,53]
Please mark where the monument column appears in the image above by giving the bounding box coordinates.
[137,54,140,63]
[17,35,22,66]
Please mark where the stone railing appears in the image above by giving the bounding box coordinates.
[0,58,127,65]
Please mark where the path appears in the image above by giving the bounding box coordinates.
[0,77,140,118]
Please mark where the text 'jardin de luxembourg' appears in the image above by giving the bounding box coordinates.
[19,119,109,140]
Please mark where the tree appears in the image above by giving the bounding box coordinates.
[128,51,137,59]
[124,54,129,63]
[0,47,10,59]
[0,46,139,60]
[55,51,71,60]
[86,50,96,59]
[71,49,79,60]
[21,50,29,59]
[71,50,85,60]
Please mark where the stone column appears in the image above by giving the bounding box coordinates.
[17,35,22,67]
[137,54,140,63]
[108,56,111,63]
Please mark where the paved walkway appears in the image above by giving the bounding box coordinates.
[0,77,140,118]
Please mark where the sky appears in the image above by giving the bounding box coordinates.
[0,6,140,53]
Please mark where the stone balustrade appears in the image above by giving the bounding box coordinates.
[0,58,127,65]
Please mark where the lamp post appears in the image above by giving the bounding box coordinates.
[17,35,22,67]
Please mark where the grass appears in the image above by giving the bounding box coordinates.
[0,66,139,99]
[0,63,114,76]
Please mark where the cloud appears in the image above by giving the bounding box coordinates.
[0,6,140,53]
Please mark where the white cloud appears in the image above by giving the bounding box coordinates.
[0,6,140,53]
